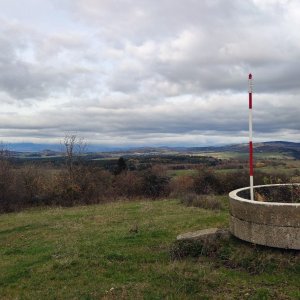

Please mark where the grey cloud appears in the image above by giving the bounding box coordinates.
[0,92,298,141]
[84,0,299,94]
[0,0,300,145]
[0,19,98,100]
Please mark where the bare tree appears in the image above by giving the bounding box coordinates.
[63,134,86,180]
[57,134,89,204]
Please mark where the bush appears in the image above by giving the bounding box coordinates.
[180,193,224,210]
[140,167,170,198]
[43,167,114,206]
[170,236,300,275]
[113,171,142,199]
[253,184,300,203]
[193,169,223,194]
[19,164,45,205]
[169,175,194,197]
[221,171,249,193]
[0,146,20,212]
[0,159,17,212]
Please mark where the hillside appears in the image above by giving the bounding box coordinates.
[7,141,300,160]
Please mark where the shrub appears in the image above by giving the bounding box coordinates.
[45,167,114,206]
[113,171,142,199]
[169,175,194,197]
[0,146,19,212]
[221,171,249,193]
[193,169,223,194]
[19,164,45,205]
[170,236,300,275]
[140,167,170,198]
[253,184,300,203]
[180,193,224,210]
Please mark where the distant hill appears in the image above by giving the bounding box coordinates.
[123,141,300,153]
[5,141,300,159]
[223,141,300,159]
[6,143,125,153]
[6,143,61,152]
[181,141,300,159]
[109,141,300,159]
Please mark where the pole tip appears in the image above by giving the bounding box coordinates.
[249,73,252,79]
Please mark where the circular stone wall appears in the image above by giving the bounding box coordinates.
[229,184,300,250]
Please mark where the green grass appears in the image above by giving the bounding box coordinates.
[258,166,299,176]
[0,200,299,299]
[193,151,294,160]
[167,169,197,177]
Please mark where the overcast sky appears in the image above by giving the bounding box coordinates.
[0,0,299,147]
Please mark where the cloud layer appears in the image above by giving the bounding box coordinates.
[0,0,299,146]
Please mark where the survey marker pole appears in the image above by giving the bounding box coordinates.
[248,73,254,200]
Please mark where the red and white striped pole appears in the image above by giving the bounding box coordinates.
[248,73,254,200]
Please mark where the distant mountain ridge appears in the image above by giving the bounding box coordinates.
[183,141,300,159]
[5,141,300,159]
[120,141,300,152]
[5,143,127,153]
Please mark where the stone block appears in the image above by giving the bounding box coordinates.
[177,228,231,242]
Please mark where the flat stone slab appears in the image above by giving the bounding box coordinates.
[177,228,230,242]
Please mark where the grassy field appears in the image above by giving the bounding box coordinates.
[167,169,197,177]
[0,199,299,299]
[193,151,295,160]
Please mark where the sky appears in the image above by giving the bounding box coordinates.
[0,0,300,147]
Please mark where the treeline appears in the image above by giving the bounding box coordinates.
[0,163,290,213]
[0,137,292,213]
[10,153,221,170]
[0,162,171,213]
